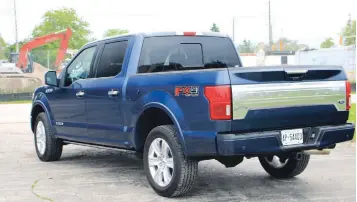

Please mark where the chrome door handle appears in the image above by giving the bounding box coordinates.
[76,91,85,97]
[108,89,119,97]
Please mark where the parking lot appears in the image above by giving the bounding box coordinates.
[0,104,355,202]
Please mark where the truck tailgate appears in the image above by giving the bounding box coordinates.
[228,65,349,132]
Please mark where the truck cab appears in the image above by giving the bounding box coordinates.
[30,32,355,197]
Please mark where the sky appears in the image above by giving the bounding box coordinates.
[0,0,356,48]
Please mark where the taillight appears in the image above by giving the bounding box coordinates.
[346,81,351,110]
[204,85,232,120]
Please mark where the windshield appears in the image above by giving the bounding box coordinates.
[138,36,241,73]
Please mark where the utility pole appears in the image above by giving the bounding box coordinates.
[14,0,19,53]
[47,50,50,70]
[268,0,273,49]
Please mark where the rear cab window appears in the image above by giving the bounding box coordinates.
[138,36,241,73]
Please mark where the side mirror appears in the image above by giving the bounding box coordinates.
[45,71,58,87]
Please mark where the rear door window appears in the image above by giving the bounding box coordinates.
[96,41,128,78]
[138,36,240,73]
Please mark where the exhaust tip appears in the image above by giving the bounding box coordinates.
[296,152,303,160]
[303,149,331,155]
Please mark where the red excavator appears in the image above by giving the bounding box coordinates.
[10,28,72,73]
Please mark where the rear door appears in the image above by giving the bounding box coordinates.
[84,38,129,147]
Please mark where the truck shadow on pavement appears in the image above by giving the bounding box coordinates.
[58,147,310,201]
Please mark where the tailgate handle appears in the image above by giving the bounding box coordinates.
[285,69,308,80]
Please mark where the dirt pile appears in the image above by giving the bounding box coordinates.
[0,62,46,93]
[27,62,48,83]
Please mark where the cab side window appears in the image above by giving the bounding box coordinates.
[64,46,96,87]
[96,41,128,78]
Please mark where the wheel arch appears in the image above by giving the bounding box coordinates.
[30,100,53,133]
[133,103,187,155]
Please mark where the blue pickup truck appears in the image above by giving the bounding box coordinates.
[31,31,355,197]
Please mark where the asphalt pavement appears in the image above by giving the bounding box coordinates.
[0,104,355,202]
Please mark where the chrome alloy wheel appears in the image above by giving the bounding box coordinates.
[36,121,46,155]
[264,155,288,169]
[148,138,174,187]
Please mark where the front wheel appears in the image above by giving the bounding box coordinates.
[34,112,63,161]
[258,153,310,179]
[143,125,198,197]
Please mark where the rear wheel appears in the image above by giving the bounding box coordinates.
[34,112,63,161]
[143,125,198,197]
[258,154,310,178]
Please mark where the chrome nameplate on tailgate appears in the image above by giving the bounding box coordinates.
[232,81,346,120]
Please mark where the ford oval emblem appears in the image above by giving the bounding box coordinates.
[338,100,345,104]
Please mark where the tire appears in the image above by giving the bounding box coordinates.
[258,154,310,179]
[143,125,198,197]
[34,112,63,161]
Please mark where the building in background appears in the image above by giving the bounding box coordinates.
[295,45,356,82]
[240,51,295,67]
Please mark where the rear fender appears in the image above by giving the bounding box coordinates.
[130,90,187,154]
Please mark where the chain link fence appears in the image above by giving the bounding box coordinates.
[0,92,33,102]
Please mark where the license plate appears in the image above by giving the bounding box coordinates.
[281,129,303,146]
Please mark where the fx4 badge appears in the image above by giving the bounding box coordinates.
[175,86,199,97]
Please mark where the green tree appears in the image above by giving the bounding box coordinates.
[273,37,308,51]
[31,7,92,68]
[210,23,220,32]
[320,37,335,48]
[0,35,7,59]
[4,43,16,60]
[342,15,356,46]
[32,7,91,49]
[4,39,30,60]
[238,39,254,53]
[88,37,97,42]
[103,29,129,38]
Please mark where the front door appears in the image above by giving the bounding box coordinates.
[84,39,129,147]
[49,45,97,140]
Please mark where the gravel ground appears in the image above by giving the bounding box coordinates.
[0,104,355,202]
